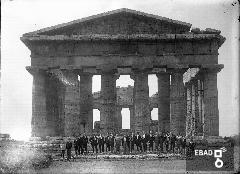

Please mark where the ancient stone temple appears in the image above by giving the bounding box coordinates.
[21,8,225,137]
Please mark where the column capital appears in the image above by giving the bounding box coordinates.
[168,68,188,74]
[130,68,150,80]
[26,66,47,76]
[156,71,171,78]
[78,72,93,77]
[199,64,224,74]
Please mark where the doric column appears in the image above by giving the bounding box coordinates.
[191,80,196,136]
[131,70,150,133]
[100,72,118,134]
[157,71,170,133]
[129,106,134,130]
[201,67,222,136]
[130,75,136,132]
[170,68,187,136]
[197,79,204,134]
[79,73,93,134]
[185,82,192,137]
[116,107,122,131]
[193,79,201,135]
[62,70,80,137]
[30,68,48,137]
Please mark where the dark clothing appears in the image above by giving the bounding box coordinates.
[61,150,65,159]
[76,137,83,155]
[105,136,111,152]
[142,134,148,152]
[115,136,122,153]
[90,136,98,153]
[82,136,88,153]
[74,140,78,155]
[155,134,160,151]
[159,134,164,152]
[129,135,136,152]
[149,134,155,151]
[170,135,176,153]
[165,135,170,152]
[135,135,142,152]
[110,136,115,152]
[122,136,129,154]
[66,141,72,160]
[98,136,105,153]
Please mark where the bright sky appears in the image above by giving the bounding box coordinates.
[1,0,239,140]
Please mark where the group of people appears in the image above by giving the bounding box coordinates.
[60,131,190,161]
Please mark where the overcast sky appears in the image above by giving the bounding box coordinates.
[1,0,239,140]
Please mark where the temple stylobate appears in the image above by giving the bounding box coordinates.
[21,8,225,137]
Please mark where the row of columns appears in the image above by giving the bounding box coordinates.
[185,69,220,137]
[30,67,220,137]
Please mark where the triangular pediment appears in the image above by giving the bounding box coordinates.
[24,8,191,36]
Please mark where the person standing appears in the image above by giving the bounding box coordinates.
[126,134,130,153]
[149,131,155,152]
[155,132,160,153]
[122,134,129,154]
[165,132,170,153]
[93,135,98,153]
[89,135,95,153]
[115,134,122,154]
[98,134,105,153]
[159,132,165,153]
[73,138,78,157]
[105,134,111,152]
[170,132,176,153]
[129,132,136,153]
[76,136,82,156]
[181,136,186,155]
[82,133,88,154]
[142,132,148,152]
[66,138,73,161]
[60,140,66,160]
[110,133,115,153]
[135,132,142,152]
[176,134,182,154]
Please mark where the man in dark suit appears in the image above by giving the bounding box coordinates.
[170,132,177,153]
[135,132,142,152]
[159,132,164,153]
[98,134,105,153]
[109,133,115,153]
[149,131,155,152]
[155,132,160,152]
[73,138,78,156]
[93,135,98,153]
[129,132,136,153]
[142,131,148,152]
[66,139,73,161]
[76,135,82,155]
[89,135,95,153]
[105,134,111,152]
[122,134,129,154]
[82,133,88,154]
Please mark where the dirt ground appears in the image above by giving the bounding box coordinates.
[20,159,236,174]
[22,159,186,174]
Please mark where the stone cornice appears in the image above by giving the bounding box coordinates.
[21,33,224,42]
[26,64,224,74]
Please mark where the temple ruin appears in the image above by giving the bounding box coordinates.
[21,8,225,137]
